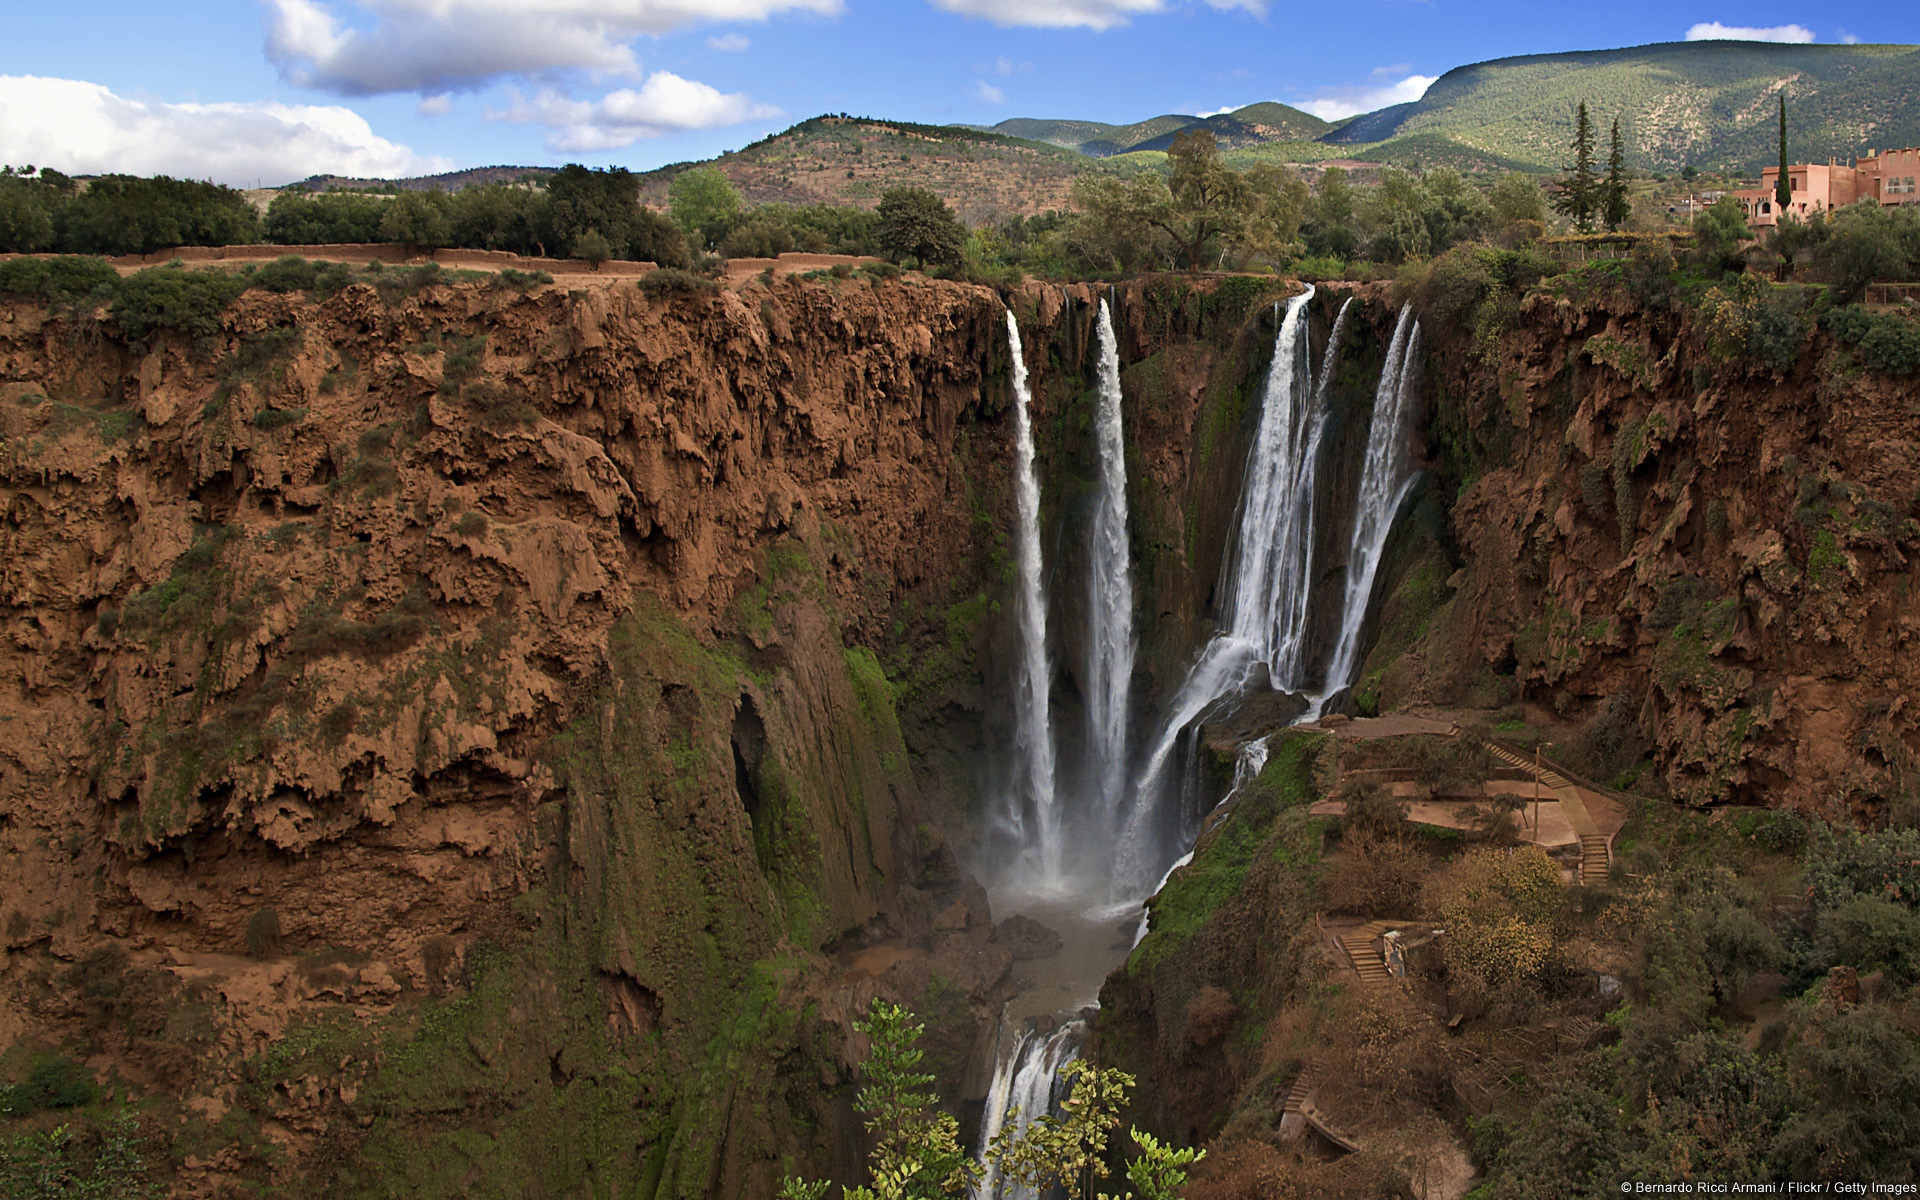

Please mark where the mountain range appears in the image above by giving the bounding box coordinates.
[297,40,1920,218]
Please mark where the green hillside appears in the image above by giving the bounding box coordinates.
[1334,40,1920,171]
[987,102,1329,157]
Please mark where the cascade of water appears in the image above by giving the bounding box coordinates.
[974,1017,1086,1200]
[1110,288,1319,896]
[1086,299,1136,823]
[1003,312,1061,880]
[1322,305,1423,699]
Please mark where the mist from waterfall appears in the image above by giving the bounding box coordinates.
[1002,311,1062,882]
[1323,304,1422,698]
[1085,299,1136,825]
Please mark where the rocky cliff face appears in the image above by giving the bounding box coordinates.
[0,268,1304,1196]
[1391,286,1919,818]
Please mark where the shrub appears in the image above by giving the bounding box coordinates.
[1337,778,1408,838]
[0,1055,96,1115]
[1425,846,1562,985]
[248,254,321,293]
[1823,304,1920,375]
[637,267,718,295]
[111,265,246,346]
[245,906,282,957]
[1324,833,1425,915]
[0,255,119,304]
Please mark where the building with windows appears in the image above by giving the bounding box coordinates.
[1735,147,1920,227]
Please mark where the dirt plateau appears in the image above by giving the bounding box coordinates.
[0,267,1914,1197]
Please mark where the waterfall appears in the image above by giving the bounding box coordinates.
[1086,299,1136,823]
[1111,288,1321,897]
[974,1017,1086,1200]
[1323,305,1422,699]
[1003,312,1062,882]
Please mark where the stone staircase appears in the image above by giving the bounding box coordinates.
[1479,740,1612,886]
[1339,919,1407,987]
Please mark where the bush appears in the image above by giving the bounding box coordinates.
[876,186,966,268]
[248,254,321,293]
[245,906,282,957]
[637,267,718,295]
[1425,846,1562,985]
[0,255,119,304]
[1822,304,1920,374]
[0,1055,96,1115]
[111,265,246,345]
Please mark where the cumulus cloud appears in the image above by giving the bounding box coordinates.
[707,32,751,50]
[1684,21,1816,43]
[267,0,840,95]
[930,0,1262,31]
[1290,70,1437,121]
[417,93,453,115]
[974,81,1005,104]
[490,72,782,151]
[0,74,447,186]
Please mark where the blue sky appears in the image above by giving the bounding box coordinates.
[0,1,1910,186]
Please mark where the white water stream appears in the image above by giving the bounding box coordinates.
[1002,311,1063,884]
[1085,299,1137,826]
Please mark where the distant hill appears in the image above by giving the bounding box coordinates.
[631,114,1144,222]
[1334,40,1920,172]
[289,165,556,193]
[984,102,1330,157]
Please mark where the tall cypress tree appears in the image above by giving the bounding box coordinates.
[1775,94,1792,210]
[1604,118,1632,231]
[1552,101,1599,232]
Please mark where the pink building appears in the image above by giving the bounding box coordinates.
[1736,147,1920,227]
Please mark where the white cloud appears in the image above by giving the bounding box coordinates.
[1290,72,1437,121]
[266,0,841,95]
[417,93,453,114]
[490,72,782,151]
[1193,102,1246,118]
[974,81,1005,104]
[1684,21,1816,43]
[930,0,1262,31]
[0,74,447,186]
[992,56,1033,76]
[707,32,751,50]
[1835,28,1861,43]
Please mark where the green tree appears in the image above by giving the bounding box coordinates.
[1303,166,1360,259]
[876,187,966,268]
[377,190,453,252]
[0,166,62,253]
[449,182,548,255]
[571,228,612,269]
[850,1002,974,1198]
[1603,118,1632,232]
[1771,210,1825,280]
[263,189,388,244]
[986,1058,1129,1199]
[669,166,743,252]
[57,175,259,255]
[1691,195,1750,272]
[1551,101,1599,233]
[1821,200,1920,303]
[1776,94,1792,212]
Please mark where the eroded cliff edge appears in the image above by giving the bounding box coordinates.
[0,268,1300,1196]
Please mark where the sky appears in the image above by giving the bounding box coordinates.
[0,1,1911,187]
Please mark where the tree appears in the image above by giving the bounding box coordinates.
[377,190,453,253]
[264,189,388,245]
[781,1001,1202,1200]
[876,187,966,268]
[571,228,612,269]
[1155,130,1253,269]
[1603,119,1632,232]
[668,166,742,252]
[1822,201,1920,303]
[1776,94,1792,212]
[1551,101,1599,233]
[1302,166,1359,259]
